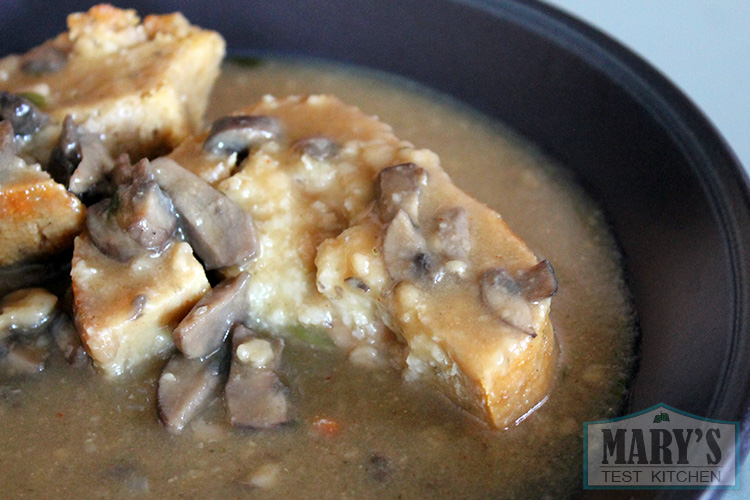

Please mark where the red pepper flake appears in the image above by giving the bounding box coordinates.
[312,417,340,436]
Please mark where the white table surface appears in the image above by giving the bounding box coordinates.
[542,1,749,497]
[543,0,749,173]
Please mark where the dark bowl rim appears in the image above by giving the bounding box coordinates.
[500,0,750,495]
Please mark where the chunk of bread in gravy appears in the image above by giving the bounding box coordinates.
[0,4,225,160]
[0,132,85,266]
[71,236,209,376]
[169,94,556,428]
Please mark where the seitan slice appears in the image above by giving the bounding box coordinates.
[0,128,85,266]
[71,235,209,376]
[0,4,225,161]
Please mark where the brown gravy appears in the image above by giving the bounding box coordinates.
[0,59,636,499]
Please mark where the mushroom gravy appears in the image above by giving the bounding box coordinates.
[0,59,637,499]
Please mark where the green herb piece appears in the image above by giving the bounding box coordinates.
[288,324,334,347]
[230,56,264,68]
[108,193,120,217]
[19,91,46,109]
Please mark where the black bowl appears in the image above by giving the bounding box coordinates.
[2,1,748,499]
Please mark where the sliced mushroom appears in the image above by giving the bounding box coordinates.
[127,294,147,322]
[73,138,114,197]
[0,288,58,340]
[203,115,283,156]
[48,115,116,198]
[479,262,557,336]
[0,91,47,137]
[50,313,89,367]
[376,162,427,223]
[85,198,145,262]
[0,121,17,171]
[114,159,177,253]
[20,45,67,74]
[519,260,558,301]
[480,267,537,337]
[382,210,433,283]
[86,166,176,260]
[148,157,258,270]
[293,136,340,160]
[434,207,471,261]
[225,325,290,429]
[344,277,370,293]
[111,154,135,186]
[172,272,252,359]
[46,115,80,186]
[157,350,224,434]
[1,338,50,376]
